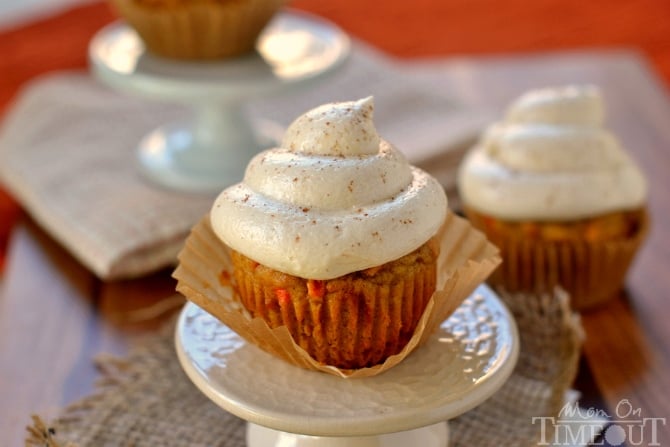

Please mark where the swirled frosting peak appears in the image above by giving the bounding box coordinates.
[282,96,380,156]
[211,97,448,279]
[458,85,647,220]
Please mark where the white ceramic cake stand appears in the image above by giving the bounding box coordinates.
[175,284,519,447]
[88,11,350,192]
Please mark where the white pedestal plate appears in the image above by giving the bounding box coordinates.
[88,11,350,192]
[175,284,519,447]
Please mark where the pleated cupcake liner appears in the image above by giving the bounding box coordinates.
[467,208,649,311]
[232,249,437,369]
[173,210,501,378]
[111,0,286,60]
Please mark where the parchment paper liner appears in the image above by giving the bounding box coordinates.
[173,210,501,378]
[467,207,649,311]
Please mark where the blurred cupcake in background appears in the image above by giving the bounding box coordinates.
[458,85,649,310]
[110,0,286,60]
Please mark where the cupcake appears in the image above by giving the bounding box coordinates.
[110,0,286,60]
[174,97,501,376]
[209,97,448,369]
[458,85,649,310]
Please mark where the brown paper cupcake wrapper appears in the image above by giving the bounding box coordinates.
[476,209,650,311]
[173,210,501,378]
[232,248,437,369]
[111,0,286,60]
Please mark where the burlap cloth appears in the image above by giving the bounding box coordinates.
[0,41,490,280]
[26,287,586,447]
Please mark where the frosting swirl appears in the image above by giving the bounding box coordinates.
[211,97,448,279]
[458,85,647,221]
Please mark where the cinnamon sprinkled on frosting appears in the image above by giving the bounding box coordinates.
[211,97,447,279]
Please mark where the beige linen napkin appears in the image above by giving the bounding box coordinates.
[0,42,489,280]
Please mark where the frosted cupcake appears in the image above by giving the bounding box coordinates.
[111,0,286,60]
[210,97,447,369]
[175,97,501,376]
[458,85,649,310]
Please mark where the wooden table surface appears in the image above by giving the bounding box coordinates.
[1,2,670,446]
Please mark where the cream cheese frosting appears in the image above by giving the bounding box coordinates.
[458,85,647,221]
[211,97,448,279]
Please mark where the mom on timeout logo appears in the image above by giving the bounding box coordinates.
[532,399,666,446]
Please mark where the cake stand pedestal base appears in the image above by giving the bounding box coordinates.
[247,422,448,447]
[136,103,263,191]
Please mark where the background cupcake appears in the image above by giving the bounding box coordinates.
[458,85,649,310]
[110,0,286,60]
